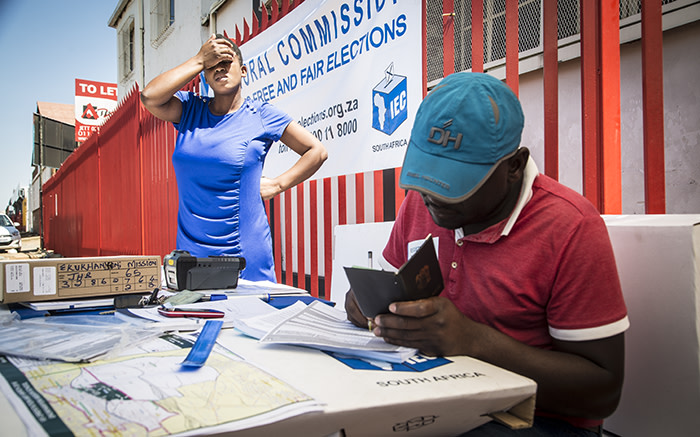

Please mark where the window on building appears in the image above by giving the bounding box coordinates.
[150,0,175,46]
[118,18,135,79]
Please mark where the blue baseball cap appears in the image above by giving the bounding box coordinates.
[399,72,524,203]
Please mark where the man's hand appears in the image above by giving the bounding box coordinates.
[372,296,481,357]
[344,289,370,328]
[345,289,482,357]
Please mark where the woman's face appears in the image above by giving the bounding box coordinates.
[204,57,247,95]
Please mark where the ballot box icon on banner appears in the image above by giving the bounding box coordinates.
[372,63,407,135]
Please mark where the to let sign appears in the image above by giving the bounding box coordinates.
[74,78,118,142]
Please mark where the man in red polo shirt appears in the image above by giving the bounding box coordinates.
[345,72,629,436]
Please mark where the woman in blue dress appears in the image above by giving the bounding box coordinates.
[141,34,327,282]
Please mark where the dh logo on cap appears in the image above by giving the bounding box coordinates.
[427,119,463,150]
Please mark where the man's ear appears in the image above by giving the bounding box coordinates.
[507,147,529,182]
[240,64,248,78]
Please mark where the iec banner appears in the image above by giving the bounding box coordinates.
[74,79,118,142]
[239,0,422,180]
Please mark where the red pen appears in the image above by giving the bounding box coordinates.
[157,307,225,319]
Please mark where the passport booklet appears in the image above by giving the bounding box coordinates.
[343,235,444,318]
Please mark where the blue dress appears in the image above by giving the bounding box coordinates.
[172,91,292,282]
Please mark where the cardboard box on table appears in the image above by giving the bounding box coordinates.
[0,256,161,304]
[602,215,700,436]
[215,331,536,436]
[0,329,534,436]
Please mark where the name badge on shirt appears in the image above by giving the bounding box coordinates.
[408,237,439,260]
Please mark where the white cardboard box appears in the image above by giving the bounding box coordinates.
[0,328,535,437]
[215,331,536,436]
[603,215,700,436]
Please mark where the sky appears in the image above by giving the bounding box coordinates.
[0,0,118,211]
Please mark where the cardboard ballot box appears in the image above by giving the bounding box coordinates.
[602,215,700,437]
[0,255,161,304]
[215,331,536,436]
[0,301,535,436]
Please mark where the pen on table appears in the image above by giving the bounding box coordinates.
[199,294,228,302]
[243,293,272,302]
[200,293,272,302]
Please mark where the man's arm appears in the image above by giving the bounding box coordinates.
[370,296,625,420]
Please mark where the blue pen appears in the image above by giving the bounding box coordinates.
[200,294,227,301]
[201,293,273,302]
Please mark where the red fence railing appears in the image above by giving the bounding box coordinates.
[43,86,174,258]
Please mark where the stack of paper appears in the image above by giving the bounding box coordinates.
[0,315,163,362]
[234,301,418,363]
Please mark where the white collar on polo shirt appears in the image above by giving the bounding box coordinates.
[454,156,538,241]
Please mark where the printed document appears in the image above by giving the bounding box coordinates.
[235,301,417,363]
[0,332,320,436]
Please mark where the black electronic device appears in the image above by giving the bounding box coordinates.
[163,250,245,291]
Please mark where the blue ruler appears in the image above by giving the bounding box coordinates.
[181,319,223,368]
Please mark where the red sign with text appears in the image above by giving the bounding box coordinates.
[75,79,118,142]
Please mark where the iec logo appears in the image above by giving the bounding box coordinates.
[393,415,439,432]
[372,63,407,135]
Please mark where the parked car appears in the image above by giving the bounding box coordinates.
[0,214,21,252]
